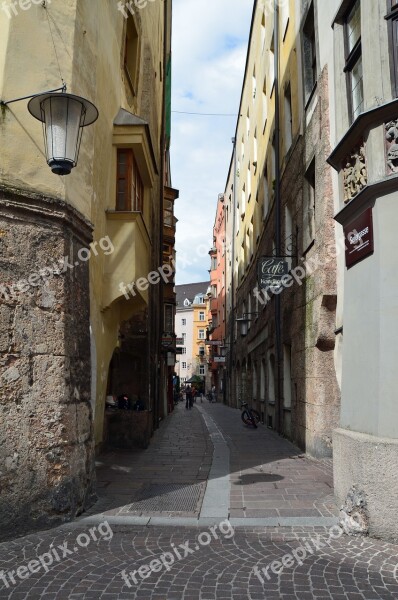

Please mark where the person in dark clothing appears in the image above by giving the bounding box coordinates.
[185,385,193,409]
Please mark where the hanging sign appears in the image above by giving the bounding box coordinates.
[343,208,374,268]
[258,257,289,289]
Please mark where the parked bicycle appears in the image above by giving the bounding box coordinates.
[240,401,260,428]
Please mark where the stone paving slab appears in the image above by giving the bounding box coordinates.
[0,524,397,599]
[201,403,338,520]
[85,401,338,527]
[85,403,213,519]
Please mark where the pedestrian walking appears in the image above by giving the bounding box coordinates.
[211,385,216,403]
[185,385,193,409]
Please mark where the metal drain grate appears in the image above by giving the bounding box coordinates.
[128,482,205,512]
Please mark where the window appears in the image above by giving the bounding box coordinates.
[263,166,270,218]
[164,304,174,333]
[199,346,205,356]
[182,332,187,340]
[253,362,257,399]
[182,362,187,370]
[261,12,266,50]
[199,311,205,321]
[199,365,205,376]
[164,199,173,227]
[247,292,252,330]
[303,158,316,251]
[211,256,217,270]
[387,0,398,97]
[253,129,258,166]
[182,318,186,326]
[246,109,250,138]
[284,84,293,152]
[124,16,140,95]
[116,149,144,211]
[281,0,290,40]
[241,184,246,215]
[270,34,275,91]
[182,347,187,354]
[271,135,276,182]
[268,352,276,403]
[285,204,293,270]
[198,329,205,340]
[262,77,268,131]
[260,359,266,401]
[303,2,317,103]
[252,66,257,101]
[283,345,292,409]
[344,0,363,121]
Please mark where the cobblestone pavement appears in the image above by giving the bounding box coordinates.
[1,524,398,599]
[1,402,398,598]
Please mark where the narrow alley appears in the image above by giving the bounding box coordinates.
[1,403,397,600]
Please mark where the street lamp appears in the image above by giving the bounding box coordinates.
[1,85,98,176]
[28,92,98,175]
[235,313,259,337]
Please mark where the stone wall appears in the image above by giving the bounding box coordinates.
[232,66,340,458]
[0,187,95,540]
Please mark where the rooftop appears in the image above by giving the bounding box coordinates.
[176,281,209,307]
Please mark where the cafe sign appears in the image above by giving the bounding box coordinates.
[343,207,374,268]
[258,257,289,289]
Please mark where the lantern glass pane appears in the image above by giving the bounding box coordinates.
[42,96,84,165]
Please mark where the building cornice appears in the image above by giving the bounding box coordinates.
[0,184,93,244]
[334,174,398,225]
[328,99,398,171]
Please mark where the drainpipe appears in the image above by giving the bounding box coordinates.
[274,0,283,434]
[229,137,237,407]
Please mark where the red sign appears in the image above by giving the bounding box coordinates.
[343,208,374,268]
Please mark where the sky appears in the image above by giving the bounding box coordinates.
[171,0,254,285]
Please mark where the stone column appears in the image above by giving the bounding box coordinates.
[0,187,96,540]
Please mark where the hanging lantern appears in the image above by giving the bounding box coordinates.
[28,92,98,176]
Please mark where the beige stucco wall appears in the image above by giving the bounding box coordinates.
[0,0,165,446]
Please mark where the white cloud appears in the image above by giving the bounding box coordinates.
[171,0,253,284]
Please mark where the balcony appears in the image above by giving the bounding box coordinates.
[210,298,218,313]
[103,211,151,309]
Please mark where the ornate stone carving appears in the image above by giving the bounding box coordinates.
[385,120,398,174]
[342,143,367,204]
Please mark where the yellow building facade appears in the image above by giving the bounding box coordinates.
[191,292,209,388]
[0,0,174,537]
